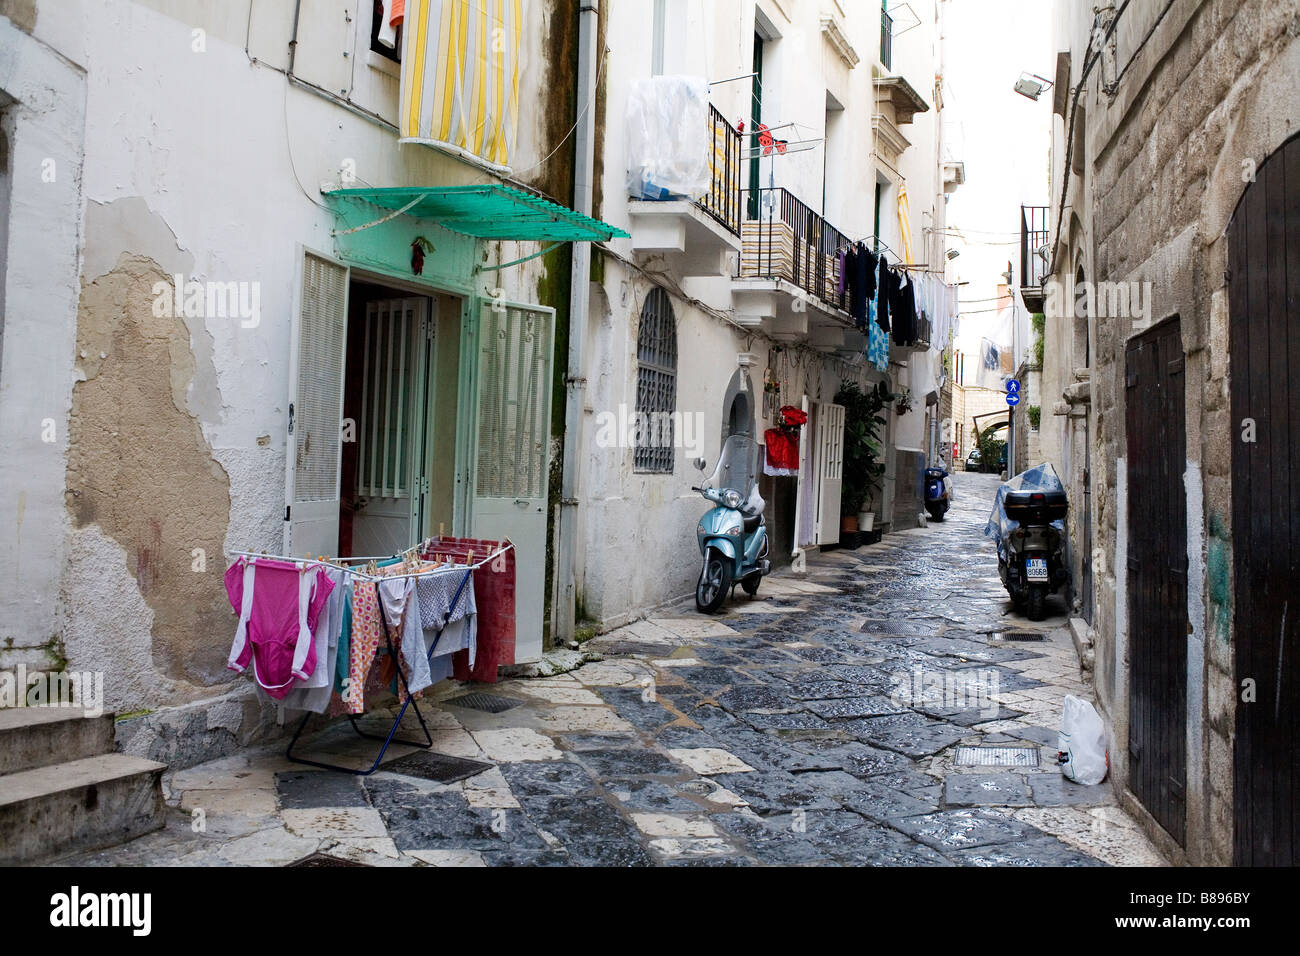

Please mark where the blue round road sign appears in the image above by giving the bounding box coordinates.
[1006,391,1021,407]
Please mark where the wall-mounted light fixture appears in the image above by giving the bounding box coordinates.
[1013,72,1054,101]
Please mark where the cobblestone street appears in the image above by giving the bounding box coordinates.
[60,472,1164,867]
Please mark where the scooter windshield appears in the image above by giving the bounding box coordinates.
[702,434,758,495]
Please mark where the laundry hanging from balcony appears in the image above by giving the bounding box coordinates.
[397,0,523,172]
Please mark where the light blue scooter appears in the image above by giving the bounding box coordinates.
[691,434,771,613]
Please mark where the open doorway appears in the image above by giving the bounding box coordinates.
[337,276,462,559]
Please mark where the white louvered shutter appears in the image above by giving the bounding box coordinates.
[284,250,349,556]
[471,302,555,664]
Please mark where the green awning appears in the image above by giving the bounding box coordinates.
[325,184,628,242]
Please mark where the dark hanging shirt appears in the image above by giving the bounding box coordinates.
[892,272,918,346]
[876,254,894,333]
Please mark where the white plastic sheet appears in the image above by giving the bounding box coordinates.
[626,75,711,201]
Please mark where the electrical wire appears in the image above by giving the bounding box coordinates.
[1048,0,1131,276]
[1111,0,1181,90]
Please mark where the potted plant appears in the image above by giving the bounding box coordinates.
[835,380,895,545]
[895,387,914,415]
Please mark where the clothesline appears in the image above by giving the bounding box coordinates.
[226,540,514,583]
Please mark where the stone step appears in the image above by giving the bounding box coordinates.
[0,707,116,775]
[0,753,166,864]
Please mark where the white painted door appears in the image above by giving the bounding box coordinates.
[284,249,350,558]
[792,394,818,551]
[352,297,430,556]
[814,401,845,545]
[470,302,554,662]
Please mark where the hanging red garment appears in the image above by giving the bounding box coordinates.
[420,536,515,684]
[764,427,800,476]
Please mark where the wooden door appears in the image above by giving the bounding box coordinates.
[1228,131,1300,866]
[1125,317,1188,845]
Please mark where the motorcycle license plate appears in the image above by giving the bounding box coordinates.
[1026,558,1048,581]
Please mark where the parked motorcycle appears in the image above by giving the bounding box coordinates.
[986,464,1071,621]
[691,434,771,613]
[924,465,952,521]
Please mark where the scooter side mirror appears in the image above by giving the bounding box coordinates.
[693,457,707,471]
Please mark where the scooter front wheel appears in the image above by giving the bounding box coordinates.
[696,554,733,614]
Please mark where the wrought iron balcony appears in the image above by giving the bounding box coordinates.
[1021,205,1049,287]
[1020,204,1049,312]
[881,8,893,71]
[696,105,742,236]
[737,187,851,314]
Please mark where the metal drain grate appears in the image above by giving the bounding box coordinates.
[990,631,1046,642]
[447,692,525,714]
[382,750,494,784]
[954,745,1041,767]
[287,852,371,868]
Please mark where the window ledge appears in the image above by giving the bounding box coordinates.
[367,50,401,78]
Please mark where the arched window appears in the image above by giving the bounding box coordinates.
[634,288,677,473]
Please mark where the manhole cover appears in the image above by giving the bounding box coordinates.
[382,750,494,783]
[990,631,1046,642]
[447,692,525,713]
[287,852,371,867]
[954,745,1040,767]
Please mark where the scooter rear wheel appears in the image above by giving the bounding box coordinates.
[696,554,732,614]
[1027,588,1046,621]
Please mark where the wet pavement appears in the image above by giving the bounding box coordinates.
[58,471,1165,867]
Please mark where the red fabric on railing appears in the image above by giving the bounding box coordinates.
[419,537,516,684]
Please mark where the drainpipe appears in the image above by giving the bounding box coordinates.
[556,0,599,645]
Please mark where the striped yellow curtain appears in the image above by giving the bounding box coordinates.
[399,0,523,171]
[897,181,914,264]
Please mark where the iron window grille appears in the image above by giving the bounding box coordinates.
[634,288,678,473]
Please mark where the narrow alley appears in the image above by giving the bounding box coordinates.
[59,473,1162,868]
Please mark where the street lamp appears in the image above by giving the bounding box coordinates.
[1013,72,1054,101]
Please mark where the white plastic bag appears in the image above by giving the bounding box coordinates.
[1058,695,1108,785]
[625,75,711,201]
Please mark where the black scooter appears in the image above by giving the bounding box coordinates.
[998,489,1070,620]
[924,466,952,521]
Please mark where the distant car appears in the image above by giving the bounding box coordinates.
[965,448,982,471]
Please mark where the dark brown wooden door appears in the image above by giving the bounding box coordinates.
[1228,131,1300,867]
[1125,318,1187,845]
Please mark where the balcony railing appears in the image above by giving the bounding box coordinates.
[696,105,743,236]
[881,8,893,71]
[1021,205,1050,288]
[738,187,850,313]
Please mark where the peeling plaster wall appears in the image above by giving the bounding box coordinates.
[65,252,233,687]
[0,0,576,767]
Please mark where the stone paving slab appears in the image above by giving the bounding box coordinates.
[58,472,1167,869]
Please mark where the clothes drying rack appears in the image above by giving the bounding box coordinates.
[227,541,513,776]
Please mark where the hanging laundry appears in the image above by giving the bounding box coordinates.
[868,301,890,370]
[848,242,876,328]
[281,565,348,714]
[762,404,807,476]
[344,580,385,714]
[415,570,479,667]
[892,271,919,346]
[334,582,353,696]
[876,255,895,333]
[224,558,334,700]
